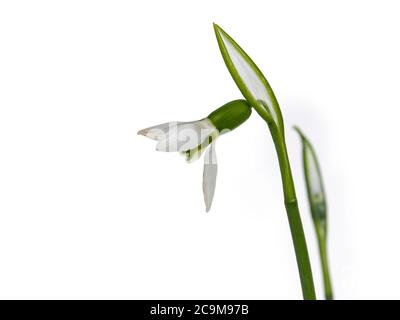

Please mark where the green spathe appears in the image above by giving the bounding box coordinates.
[207,99,252,132]
[213,23,284,134]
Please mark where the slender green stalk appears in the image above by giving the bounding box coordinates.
[316,228,333,300]
[269,125,316,300]
[213,24,316,299]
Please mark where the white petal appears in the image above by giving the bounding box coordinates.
[202,142,218,212]
[137,122,181,140]
[156,119,217,153]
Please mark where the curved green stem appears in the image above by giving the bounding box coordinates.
[269,124,316,300]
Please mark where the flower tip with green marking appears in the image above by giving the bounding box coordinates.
[138,100,252,212]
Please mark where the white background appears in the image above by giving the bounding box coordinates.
[0,0,399,299]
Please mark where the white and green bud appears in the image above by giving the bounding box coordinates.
[294,127,327,232]
[294,126,333,299]
[138,99,252,212]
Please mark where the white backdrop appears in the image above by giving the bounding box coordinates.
[1,0,399,299]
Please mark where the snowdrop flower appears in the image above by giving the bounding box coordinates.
[138,99,252,212]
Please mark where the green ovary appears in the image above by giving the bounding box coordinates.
[207,99,252,133]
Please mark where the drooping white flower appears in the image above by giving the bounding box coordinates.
[138,100,252,212]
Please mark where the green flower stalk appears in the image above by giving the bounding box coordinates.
[138,99,252,212]
[294,127,333,300]
[214,23,316,299]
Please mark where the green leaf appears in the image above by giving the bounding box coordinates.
[294,126,327,233]
[213,23,284,133]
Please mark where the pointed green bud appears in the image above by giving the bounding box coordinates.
[213,23,284,133]
[294,127,327,233]
[207,99,252,133]
[295,126,334,300]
